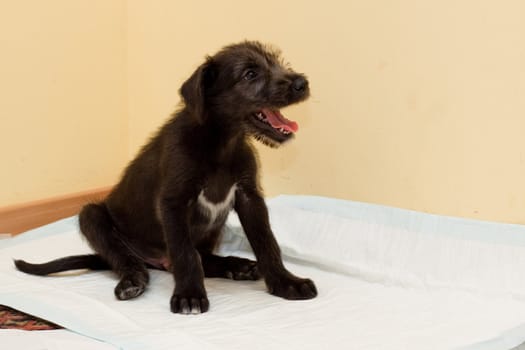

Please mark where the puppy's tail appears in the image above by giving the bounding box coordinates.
[14,254,110,276]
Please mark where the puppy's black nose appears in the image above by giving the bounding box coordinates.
[292,76,308,92]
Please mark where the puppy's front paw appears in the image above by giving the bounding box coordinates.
[170,293,209,314]
[267,274,317,300]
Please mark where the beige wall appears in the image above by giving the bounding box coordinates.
[2,1,525,224]
[127,1,525,223]
[0,1,128,206]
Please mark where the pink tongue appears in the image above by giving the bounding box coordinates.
[262,108,299,133]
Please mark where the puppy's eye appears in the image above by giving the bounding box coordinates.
[244,70,258,80]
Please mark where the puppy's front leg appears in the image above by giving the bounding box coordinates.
[159,197,209,314]
[235,188,317,300]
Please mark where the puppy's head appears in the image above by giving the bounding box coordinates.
[180,41,310,147]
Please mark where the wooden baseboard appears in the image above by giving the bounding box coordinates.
[0,187,112,235]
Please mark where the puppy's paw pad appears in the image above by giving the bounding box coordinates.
[171,295,209,314]
[225,258,261,281]
[115,278,147,300]
[229,262,260,281]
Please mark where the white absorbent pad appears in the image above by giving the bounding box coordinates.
[2,195,525,350]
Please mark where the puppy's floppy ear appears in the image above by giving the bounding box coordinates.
[180,57,216,124]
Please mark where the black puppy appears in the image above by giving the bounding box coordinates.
[15,41,317,314]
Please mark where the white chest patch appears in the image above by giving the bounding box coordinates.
[197,184,237,227]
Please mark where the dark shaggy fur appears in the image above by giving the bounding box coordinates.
[14,41,317,314]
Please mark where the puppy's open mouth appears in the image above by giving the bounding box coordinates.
[254,108,299,135]
[247,108,300,147]
[253,109,298,135]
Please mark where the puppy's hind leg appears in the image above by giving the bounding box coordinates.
[79,203,150,300]
[201,253,260,281]
[197,230,260,281]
